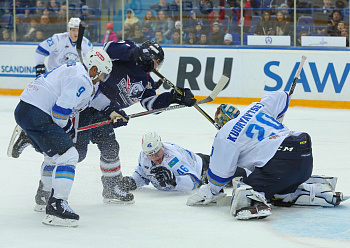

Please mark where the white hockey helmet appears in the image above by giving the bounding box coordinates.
[83,49,112,80]
[142,132,163,155]
[68,17,80,30]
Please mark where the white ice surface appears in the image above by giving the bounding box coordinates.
[0,95,349,248]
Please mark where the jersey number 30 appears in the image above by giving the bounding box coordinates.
[246,112,284,141]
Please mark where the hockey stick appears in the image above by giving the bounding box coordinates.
[289,55,307,97]
[279,55,307,122]
[77,75,229,132]
[152,69,227,129]
[76,23,85,63]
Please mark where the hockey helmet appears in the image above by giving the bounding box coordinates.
[83,49,112,80]
[215,104,240,127]
[68,17,80,30]
[141,40,164,69]
[142,132,163,155]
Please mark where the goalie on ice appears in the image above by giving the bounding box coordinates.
[187,91,344,220]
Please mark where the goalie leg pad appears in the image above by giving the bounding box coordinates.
[230,180,271,220]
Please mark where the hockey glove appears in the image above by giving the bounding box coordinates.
[103,102,129,128]
[170,88,197,107]
[150,166,177,188]
[131,46,154,73]
[35,64,46,77]
[63,119,75,140]
[154,79,165,90]
[121,176,137,192]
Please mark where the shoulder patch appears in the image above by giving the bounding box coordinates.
[168,157,179,168]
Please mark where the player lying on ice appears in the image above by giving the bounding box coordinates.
[120,131,247,192]
[186,91,344,220]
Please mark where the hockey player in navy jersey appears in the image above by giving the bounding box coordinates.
[14,49,112,227]
[76,40,197,204]
[34,17,93,77]
[187,91,344,220]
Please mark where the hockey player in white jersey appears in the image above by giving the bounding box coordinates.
[14,49,112,227]
[34,17,93,77]
[121,131,247,192]
[187,91,343,220]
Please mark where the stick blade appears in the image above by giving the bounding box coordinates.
[197,75,229,104]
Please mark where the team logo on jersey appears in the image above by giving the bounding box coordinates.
[168,157,179,168]
[60,52,79,64]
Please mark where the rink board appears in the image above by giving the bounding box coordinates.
[1,44,350,108]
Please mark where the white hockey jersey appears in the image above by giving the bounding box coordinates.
[20,62,94,129]
[35,32,92,70]
[132,143,203,192]
[209,91,300,186]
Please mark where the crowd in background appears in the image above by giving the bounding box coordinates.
[0,0,349,46]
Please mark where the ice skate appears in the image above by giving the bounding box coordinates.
[7,124,33,158]
[187,184,226,206]
[42,196,79,227]
[102,175,135,204]
[34,180,50,212]
[230,181,271,220]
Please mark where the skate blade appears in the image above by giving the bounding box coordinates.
[235,209,272,220]
[34,204,46,212]
[103,198,135,204]
[42,214,78,227]
[7,124,22,157]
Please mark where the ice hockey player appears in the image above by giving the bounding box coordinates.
[35,17,93,77]
[120,131,248,192]
[187,91,344,220]
[14,49,112,227]
[75,40,197,203]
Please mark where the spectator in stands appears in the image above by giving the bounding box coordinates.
[341,27,349,46]
[209,21,225,45]
[150,0,172,17]
[154,9,174,40]
[123,8,141,39]
[23,18,39,41]
[170,29,181,44]
[152,29,169,44]
[33,0,44,18]
[102,22,118,43]
[34,28,44,42]
[195,20,205,37]
[56,2,68,32]
[38,14,55,39]
[336,21,346,36]
[198,32,212,45]
[1,29,11,41]
[279,3,292,22]
[131,27,147,43]
[47,0,60,13]
[224,33,233,45]
[273,10,291,36]
[171,0,193,24]
[208,3,227,32]
[185,27,199,44]
[255,11,275,35]
[142,21,155,40]
[174,20,187,39]
[314,0,334,35]
[79,5,95,42]
[14,15,27,41]
[198,0,213,27]
[142,10,157,30]
[326,10,342,36]
[296,30,308,46]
